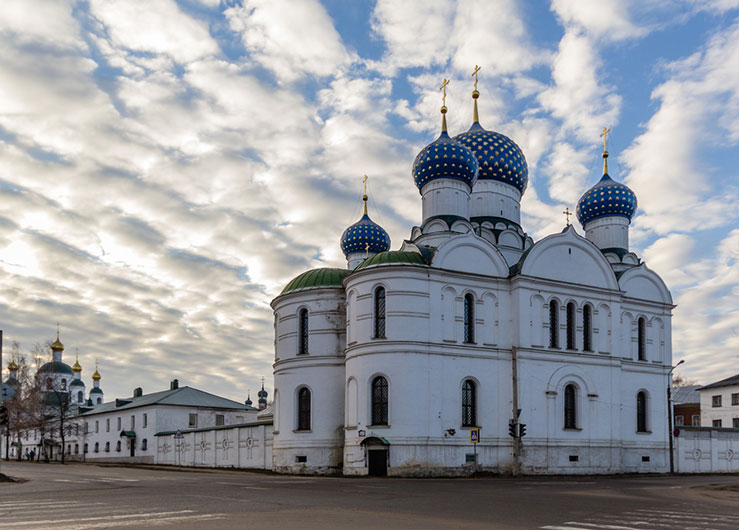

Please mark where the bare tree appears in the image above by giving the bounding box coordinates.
[673,374,699,388]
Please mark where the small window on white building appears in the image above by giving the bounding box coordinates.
[94,442,99,453]
[95,421,99,433]
[712,395,722,407]
[733,418,739,429]
[105,442,110,452]
[117,417,121,430]
[732,393,739,406]
[675,415,684,426]
[61,379,67,390]
[106,418,110,432]
[713,419,722,427]
[84,422,89,434]
[189,413,198,428]
[141,439,148,451]
[131,415,135,429]
[143,413,147,428]
[692,415,700,426]
[116,441,121,452]
[97,397,102,405]
[216,414,224,426]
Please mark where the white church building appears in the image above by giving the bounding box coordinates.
[271,79,674,476]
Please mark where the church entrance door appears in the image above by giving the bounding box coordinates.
[368,448,387,476]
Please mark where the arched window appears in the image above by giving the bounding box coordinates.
[566,302,576,350]
[142,439,148,451]
[464,293,475,344]
[637,391,648,432]
[97,397,102,405]
[46,377,53,390]
[583,305,593,352]
[297,387,311,431]
[549,300,559,348]
[462,380,476,427]
[564,384,577,429]
[374,287,386,339]
[74,443,79,454]
[61,379,67,390]
[116,441,121,452]
[105,442,110,453]
[371,376,389,425]
[94,442,99,453]
[637,317,646,360]
[77,391,83,402]
[298,308,309,355]
[84,443,88,454]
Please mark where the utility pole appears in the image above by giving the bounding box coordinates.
[0,329,3,475]
[667,359,685,474]
[511,346,520,476]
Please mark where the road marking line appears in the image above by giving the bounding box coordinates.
[541,526,595,530]
[0,510,194,527]
[54,514,227,530]
[565,521,639,530]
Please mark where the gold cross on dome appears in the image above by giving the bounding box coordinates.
[563,207,572,226]
[600,127,611,151]
[365,242,370,258]
[363,174,368,195]
[440,79,450,106]
[472,65,481,90]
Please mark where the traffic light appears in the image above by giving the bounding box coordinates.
[519,423,527,438]
[508,420,517,438]
[0,405,8,426]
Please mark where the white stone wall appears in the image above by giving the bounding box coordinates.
[156,423,273,469]
[470,180,522,225]
[421,179,471,222]
[674,427,739,472]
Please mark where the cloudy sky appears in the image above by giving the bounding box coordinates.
[1,0,737,401]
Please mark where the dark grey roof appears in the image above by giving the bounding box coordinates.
[38,361,74,375]
[81,386,251,416]
[673,385,701,404]
[70,379,85,387]
[700,373,739,391]
[90,387,103,394]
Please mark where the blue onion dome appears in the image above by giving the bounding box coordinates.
[576,144,637,226]
[454,90,528,194]
[412,105,479,192]
[340,195,391,257]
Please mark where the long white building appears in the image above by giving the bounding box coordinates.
[271,83,674,476]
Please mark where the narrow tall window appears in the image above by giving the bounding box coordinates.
[564,384,577,429]
[464,293,475,343]
[462,380,476,427]
[61,379,67,390]
[549,300,559,348]
[77,391,83,402]
[566,302,576,350]
[637,317,646,360]
[371,376,389,425]
[637,391,648,432]
[297,387,311,431]
[298,308,309,355]
[583,305,593,352]
[374,287,386,339]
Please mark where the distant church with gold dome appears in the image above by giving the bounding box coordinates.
[271,68,674,476]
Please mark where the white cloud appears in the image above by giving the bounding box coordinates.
[0,0,83,50]
[225,0,352,82]
[550,0,648,41]
[89,0,219,64]
[623,20,739,235]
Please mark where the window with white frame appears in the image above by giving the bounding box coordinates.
[713,395,722,407]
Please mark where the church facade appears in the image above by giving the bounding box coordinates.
[272,79,673,476]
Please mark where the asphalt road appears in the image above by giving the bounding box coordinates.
[1,461,738,529]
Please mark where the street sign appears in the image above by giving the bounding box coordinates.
[470,427,480,444]
[174,430,184,439]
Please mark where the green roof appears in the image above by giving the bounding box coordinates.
[356,251,427,270]
[280,268,351,295]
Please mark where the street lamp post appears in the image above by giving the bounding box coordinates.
[667,359,685,474]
